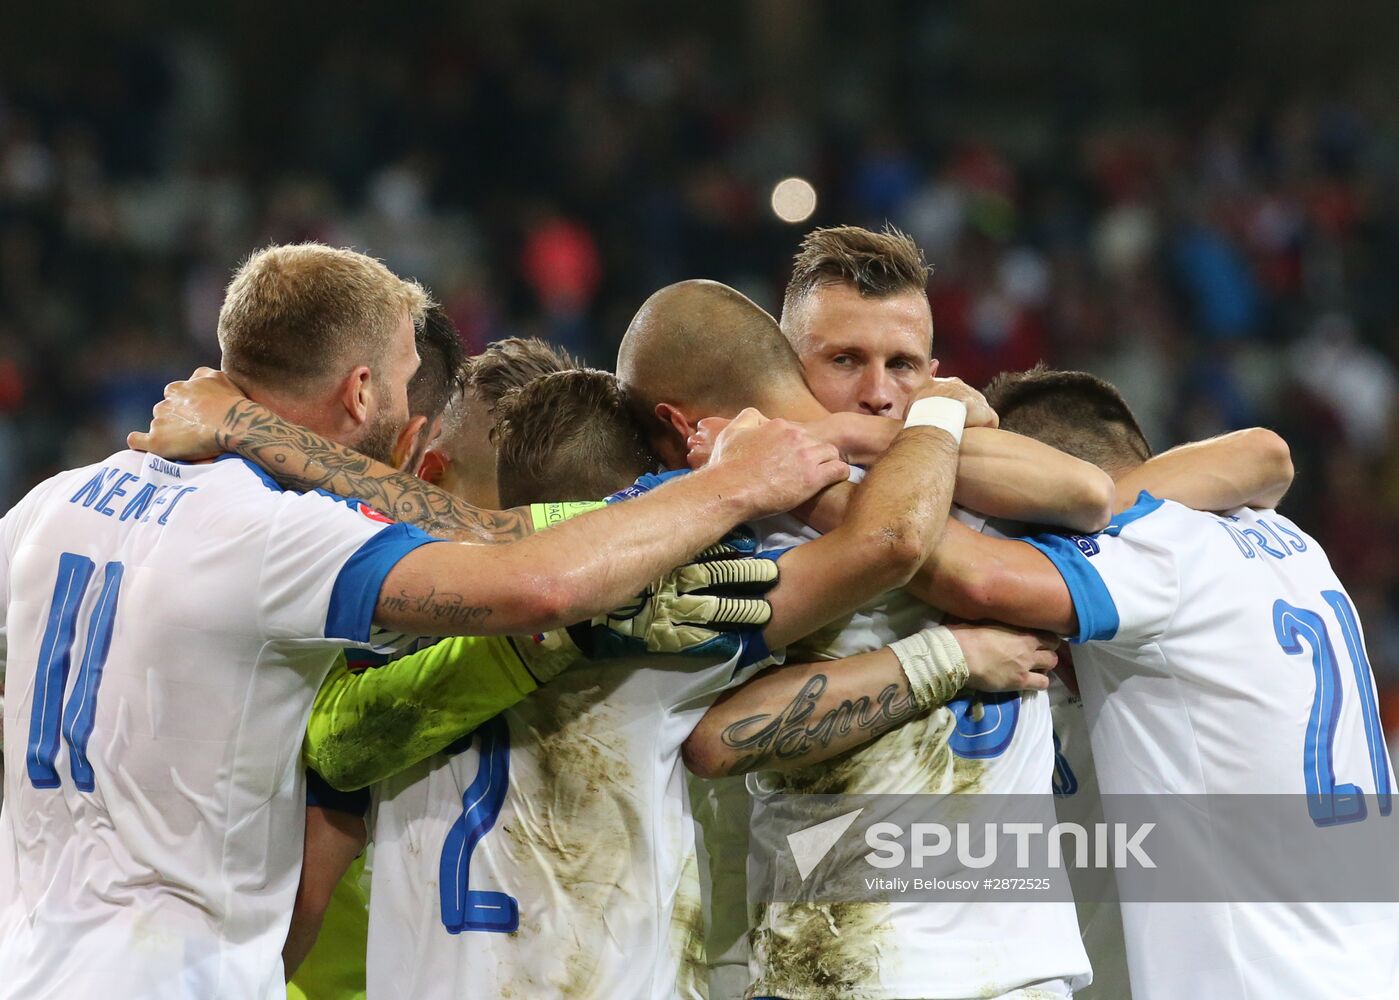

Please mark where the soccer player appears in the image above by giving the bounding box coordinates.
[630,283,1093,1000]
[686,224,1294,1000]
[415,336,583,508]
[286,304,469,1000]
[145,281,1079,999]
[911,366,1399,1000]
[0,244,846,1000]
[360,366,1004,1000]
[675,229,1295,999]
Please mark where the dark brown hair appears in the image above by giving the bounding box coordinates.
[982,364,1153,472]
[493,369,658,507]
[407,306,467,423]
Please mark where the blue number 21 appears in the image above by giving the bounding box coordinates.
[27,552,124,792]
[439,716,520,934]
[1273,591,1392,827]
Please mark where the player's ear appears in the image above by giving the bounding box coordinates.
[338,366,374,426]
[417,447,450,485]
[929,358,940,378]
[654,402,694,440]
[651,403,696,471]
[391,415,429,472]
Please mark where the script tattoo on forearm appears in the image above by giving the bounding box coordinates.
[378,585,494,629]
[216,400,530,542]
[719,673,920,773]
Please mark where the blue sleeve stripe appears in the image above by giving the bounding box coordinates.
[326,522,441,643]
[1020,533,1120,643]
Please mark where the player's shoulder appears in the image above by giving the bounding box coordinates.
[4,451,144,525]
[1094,491,1201,546]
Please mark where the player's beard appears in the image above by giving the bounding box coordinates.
[354,408,404,467]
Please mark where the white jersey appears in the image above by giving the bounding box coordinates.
[0,451,436,1000]
[1046,674,1130,1000]
[743,512,1090,1000]
[365,629,773,999]
[1023,494,1399,1000]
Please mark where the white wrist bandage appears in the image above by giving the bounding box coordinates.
[889,625,968,711]
[903,396,967,445]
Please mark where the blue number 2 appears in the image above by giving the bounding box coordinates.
[439,716,520,934]
[27,552,123,792]
[1273,591,1392,827]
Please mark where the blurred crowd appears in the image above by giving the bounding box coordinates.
[3,8,1399,730]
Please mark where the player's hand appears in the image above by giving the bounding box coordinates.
[127,367,247,460]
[686,416,731,469]
[706,408,850,517]
[916,377,998,429]
[573,527,779,661]
[948,622,1059,692]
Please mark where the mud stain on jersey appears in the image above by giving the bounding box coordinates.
[497,681,646,997]
[785,612,857,664]
[749,899,889,1000]
[669,848,709,999]
[771,706,959,797]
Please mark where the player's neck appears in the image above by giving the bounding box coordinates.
[765,392,831,424]
[247,386,356,450]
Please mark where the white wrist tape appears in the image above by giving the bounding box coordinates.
[904,396,966,445]
[889,625,969,711]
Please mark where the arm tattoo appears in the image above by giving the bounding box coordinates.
[719,673,920,774]
[377,584,494,630]
[216,399,531,542]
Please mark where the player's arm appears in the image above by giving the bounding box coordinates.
[376,415,841,637]
[304,638,565,791]
[130,370,533,542]
[683,623,1059,777]
[956,427,1116,532]
[284,802,367,978]
[759,392,966,651]
[784,418,1114,535]
[132,371,847,551]
[1113,428,1293,512]
[904,518,1080,635]
[796,377,1114,532]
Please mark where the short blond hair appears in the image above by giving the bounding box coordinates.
[218,243,431,390]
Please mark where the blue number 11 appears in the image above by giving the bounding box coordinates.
[27,552,124,792]
[1273,590,1392,827]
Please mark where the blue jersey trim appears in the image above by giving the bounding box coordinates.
[1103,490,1164,536]
[215,452,284,493]
[305,767,370,816]
[605,467,689,503]
[738,630,772,669]
[326,522,440,643]
[1020,532,1120,643]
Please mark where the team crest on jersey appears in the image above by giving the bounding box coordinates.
[1072,535,1100,557]
[357,502,395,524]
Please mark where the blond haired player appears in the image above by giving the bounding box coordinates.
[0,243,847,1000]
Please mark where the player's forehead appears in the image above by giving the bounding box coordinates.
[797,283,932,358]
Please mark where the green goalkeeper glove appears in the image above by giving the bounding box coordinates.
[526,500,778,666]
